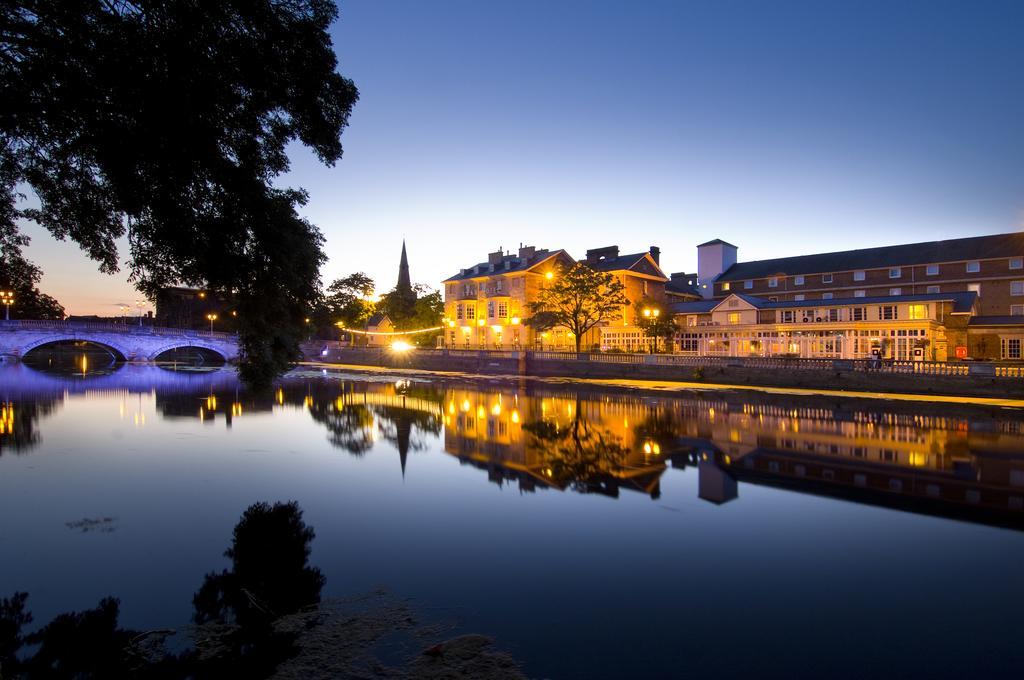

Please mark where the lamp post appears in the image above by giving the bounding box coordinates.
[206,313,218,334]
[119,304,129,325]
[0,291,13,320]
[136,300,145,327]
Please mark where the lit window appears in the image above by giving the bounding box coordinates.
[794,294,805,301]
[722,282,731,291]
[466,306,475,320]
[1011,305,1024,316]
[889,267,901,279]
[908,304,928,320]
[687,315,697,327]
[794,275,805,286]
[926,285,940,294]
[889,288,901,296]
[456,304,464,320]
[853,270,865,281]
[969,283,982,297]
[744,280,753,290]
[854,290,866,298]
[822,274,833,283]
[1011,258,1023,270]
[728,312,741,324]
[768,277,778,288]
[1012,281,1024,296]
[966,261,980,273]
[498,302,508,318]
[487,301,494,318]
[822,293,833,300]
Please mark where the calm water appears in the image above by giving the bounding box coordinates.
[2,361,1024,678]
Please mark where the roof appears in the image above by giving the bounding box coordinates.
[443,249,569,282]
[968,315,1024,327]
[587,252,668,280]
[716,231,1024,281]
[666,274,702,298]
[366,312,389,326]
[697,239,737,248]
[670,291,978,315]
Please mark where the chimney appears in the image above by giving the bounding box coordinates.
[696,239,738,299]
[518,245,536,260]
[649,246,660,265]
[488,250,504,265]
[585,245,619,264]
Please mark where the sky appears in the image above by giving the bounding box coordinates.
[21,0,1024,315]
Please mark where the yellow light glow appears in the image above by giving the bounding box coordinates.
[545,271,553,280]
[390,340,413,352]
[276,388,284,405]
[653,443,661,455]
[511,317,521,325]
[477,405,486,419]
[491,404,501,416]
[448,401,456,414]
[461,399,471,412]
[511,409,520,424]
[643,442,652,454]
[491,325,502,333]
[477,319,486,327]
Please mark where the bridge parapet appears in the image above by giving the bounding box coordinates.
[0,320,239,362]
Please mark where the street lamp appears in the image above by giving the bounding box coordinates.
[119,304,129,325]
[206,313,218,333]
[136,300,145,327]
[0,291,13,320]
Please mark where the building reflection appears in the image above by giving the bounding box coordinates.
[442,386,1024,527]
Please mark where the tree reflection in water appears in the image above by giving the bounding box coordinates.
[522,396,631,495]
[0,501,323,679]
[0,399,61,456]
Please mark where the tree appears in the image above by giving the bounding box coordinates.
[527,263,629,352]
[0,250,64,319]
[315,272,375,338]
[378,283,443,346]
[634,298,678,353]
[1,1,359,385]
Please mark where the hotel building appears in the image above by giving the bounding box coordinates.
[675,231,1024,361]
[442,245,673,350]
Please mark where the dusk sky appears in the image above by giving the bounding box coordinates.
[22,0,1024,315]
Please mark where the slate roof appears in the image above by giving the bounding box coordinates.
[443,249,569,282]
[366,312,389,326]
[697,238,737,248]
[666,273,701,298]
[587,252,669,280]
[716,231,1024,281]
[968,315,1024,327]
[669,291,977,315]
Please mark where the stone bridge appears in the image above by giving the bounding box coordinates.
[0,320,239,362]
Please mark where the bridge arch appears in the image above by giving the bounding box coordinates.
[21,335,130,362]
[148,340,232,363]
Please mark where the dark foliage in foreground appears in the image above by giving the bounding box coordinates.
[1,1,359,385]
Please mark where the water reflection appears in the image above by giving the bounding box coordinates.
[2,361,1024,529]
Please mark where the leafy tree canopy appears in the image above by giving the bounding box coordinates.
[526,263,629,352]
[1,0,358,385]
[0,250,64,319]
[313,272,375,335]
[379,283,443,346]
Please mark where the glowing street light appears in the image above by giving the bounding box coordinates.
[206,313,218,333]
[0,291,13,320]
[136,299,145,326]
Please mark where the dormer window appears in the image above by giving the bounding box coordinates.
[794,276,804,286]
[822,274,833,283]
[744,280,753,290]
[889,267,902,279]
[768,277,778,288]
[722,282,730,292]
[966,261,980,273]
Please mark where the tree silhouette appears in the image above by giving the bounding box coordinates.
[527,263,629,352]
[2,1,358,385]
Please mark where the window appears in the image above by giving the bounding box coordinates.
[852,307,867,321]
[687,315,697,327]
[721,282,730,291]
[727,312,741,324]
[768,277,778,288]
[966,261,980,273]
[854,290,866,298]
[744,280,753,290]
[926,285,940,294]
[794,294,805,301]
[908,304,928,320]
[969,283,982,297]
[497,302,508,318]
[487,301,494,318]
[1011,258,1023,270]
[1012,305,1024,316]
[466,305,475,320]
[781,310,796,323]
[926,264,939,276]
[889,267,902,279]
[456,304,464,320]
[642,280,649,295]
[1012,281,1024,296]
[889,288,901,296]
[1003,338,1022,360]
[792,275,804,286]
[826,309,840,322]
[879,305,897,320]
[495,280,504,293]
[822,293,833,300]
[768,296,778,302]
[853,270,865,281]
[822,274,833,283]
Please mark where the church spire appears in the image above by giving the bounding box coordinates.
[397,240,412,294]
